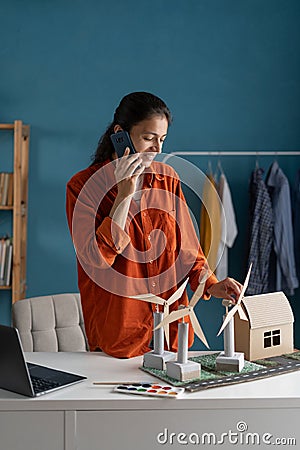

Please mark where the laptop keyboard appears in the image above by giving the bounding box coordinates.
[31,376,60,393]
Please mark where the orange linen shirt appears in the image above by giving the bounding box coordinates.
[66,159,218,358]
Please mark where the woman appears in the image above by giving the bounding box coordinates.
[66,92,242,358]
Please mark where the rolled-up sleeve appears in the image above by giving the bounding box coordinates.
[96,216,131,258]
[66,175,130,270]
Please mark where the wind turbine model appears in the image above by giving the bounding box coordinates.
[155,281,209,381]
[216,264,252,372]
[129,278,189,370]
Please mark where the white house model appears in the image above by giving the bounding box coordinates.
[234,291,294,361]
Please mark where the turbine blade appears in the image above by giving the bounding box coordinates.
[166,278,189,306]
[163,304,170,349]
[237,263,253,304]
[189,282,206,308]
[217,304,238,336]
[163,303,169,319]
[129,294,164,305]
[154,309,187,330]
[238,305,248,321]
[190,311,210,349]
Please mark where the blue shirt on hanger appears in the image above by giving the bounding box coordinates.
[292,169,300,281]
[266,161,299,295]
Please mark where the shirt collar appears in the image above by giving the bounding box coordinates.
[144,162,165,186]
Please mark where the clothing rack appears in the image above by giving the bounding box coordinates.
[162,151,300,162]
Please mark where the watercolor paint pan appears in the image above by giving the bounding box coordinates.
[114,383,185,398]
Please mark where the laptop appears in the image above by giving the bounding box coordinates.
[0,324,87,397]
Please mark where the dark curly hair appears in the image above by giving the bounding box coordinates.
[91,92,172,165]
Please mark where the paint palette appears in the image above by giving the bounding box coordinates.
[114,383,185,398]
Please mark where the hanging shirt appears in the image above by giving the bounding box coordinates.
[66,160,218,358]
[247,168,273,295]
[266,161,299,295]
[200,173,221,273]
[216,173,238,280]
[292,169,300,280]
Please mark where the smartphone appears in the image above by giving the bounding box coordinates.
[110,130,136,158]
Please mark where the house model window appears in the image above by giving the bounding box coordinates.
[264,330,281,348]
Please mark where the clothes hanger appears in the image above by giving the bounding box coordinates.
[255,151,260,170]
[207,159,213,177]
[217,158,224,176]
[213,157,224,181]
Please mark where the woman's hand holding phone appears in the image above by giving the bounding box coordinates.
[114,148,145,198]
[109,149,145,229]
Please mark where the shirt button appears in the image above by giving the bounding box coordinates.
[152,282,156,287]
[149,259,153,264]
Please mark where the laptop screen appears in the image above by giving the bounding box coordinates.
[0,324,86,397]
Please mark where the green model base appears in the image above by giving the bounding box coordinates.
[141,352,264,387]
[141,351,300,390]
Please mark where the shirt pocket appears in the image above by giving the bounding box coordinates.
[159,209,177,252]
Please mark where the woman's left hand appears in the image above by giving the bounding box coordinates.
[207,277,243,304]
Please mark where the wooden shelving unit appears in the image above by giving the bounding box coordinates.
[0,120,29,303]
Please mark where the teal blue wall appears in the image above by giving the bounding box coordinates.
[0,0,299,350]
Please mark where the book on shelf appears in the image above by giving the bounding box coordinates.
[7,173,13,206]
[4,243,13,286]
[0,236,13,286]
[0,172,13,206]
[0,239,7,279]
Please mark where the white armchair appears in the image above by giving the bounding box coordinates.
[12,293,89,352]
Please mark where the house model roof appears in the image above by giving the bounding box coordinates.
[241,291,294,330]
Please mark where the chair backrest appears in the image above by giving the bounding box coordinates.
[12,293,89,352]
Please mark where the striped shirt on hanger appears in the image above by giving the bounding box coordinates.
[247,167,273,295]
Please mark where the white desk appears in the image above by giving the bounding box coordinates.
[0,351,299,450]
